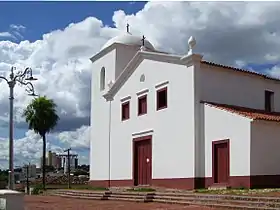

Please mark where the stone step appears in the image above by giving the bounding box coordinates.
[61,190,150,196]
[52,190,280,209]
[53,193,149,203]
[155,192,280,202]
[109,194,145,199]
[55,192,106,196]
[153,199,279,210]
[153,195,280,208]
[55,190,109,195]
[107,197,150,203]
[53,192,103,197]
[54,192,103,196]
[108,192,155,199]
[109,191,154,196]
[55,191,152,201]
[58,191,105,194]
[55,190,280,203]
[54,194,106,200]
[109,195,153,202]
[55,190,154,198]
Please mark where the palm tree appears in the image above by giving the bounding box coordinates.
[23,96,59,190]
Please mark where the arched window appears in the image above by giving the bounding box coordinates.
[100,67,105,90]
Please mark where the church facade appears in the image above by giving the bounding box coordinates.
[89,31,280,190]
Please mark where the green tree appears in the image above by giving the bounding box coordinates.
[23,96,59,190]
[45,165,56,173]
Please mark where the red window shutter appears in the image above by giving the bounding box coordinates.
[138,95,147,115]
[122,102,130,120]
[143,98,147,113]
[125,104,129,118]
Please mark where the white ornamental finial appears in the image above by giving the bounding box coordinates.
[108,80,114,88]
[140,45,146,51]
[188,36,196,55]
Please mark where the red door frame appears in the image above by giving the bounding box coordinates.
[133,135,152,186]
[212,139,230,185]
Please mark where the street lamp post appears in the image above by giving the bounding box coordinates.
[64,148,72,189]
[7,171,11,189]
[25,162,30,194]
[0,67,37,190]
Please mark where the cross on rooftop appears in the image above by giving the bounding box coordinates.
[126,23,130,33]
[141,35,146,46]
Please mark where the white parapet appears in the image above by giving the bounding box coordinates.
[0,190,24,210]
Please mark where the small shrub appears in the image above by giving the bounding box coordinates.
[127,187,156,192]
[86,186,109,191]
[32,184,43,195]
[32,187,40,195]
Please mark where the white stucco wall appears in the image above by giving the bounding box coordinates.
[109,59,196,180]
[200,64,280,112]
[115,45,139,79]
[250,120,280,175]
[204,105,251,177]
[90,50,116,180]
[90,47,280,183]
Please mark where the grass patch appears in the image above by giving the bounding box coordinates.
[126,187,156,192]
[63,185,108,191]
[77,186,109,191]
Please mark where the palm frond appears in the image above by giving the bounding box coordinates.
[22,96,59,136]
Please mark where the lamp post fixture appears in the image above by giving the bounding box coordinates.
[0,67,37,190]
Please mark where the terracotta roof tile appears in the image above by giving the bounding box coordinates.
[201,61,280,82]
[203,101,280,122]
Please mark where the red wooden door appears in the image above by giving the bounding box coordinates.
[213,142,229,184]
[134,139,152,186]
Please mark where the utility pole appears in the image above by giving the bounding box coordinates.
[26,162,30,194]
[64,148,71,189]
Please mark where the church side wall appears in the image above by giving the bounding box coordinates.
[200,64,280,112]
[250,121,280,188]
[90,50,116,181]
[109,59,196,189]
[204,105,251,187]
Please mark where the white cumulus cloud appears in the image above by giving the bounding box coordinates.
[57,125,90,150]
[0,24,26,41]
[0,32,14,39]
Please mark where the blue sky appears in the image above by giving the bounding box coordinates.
[0,1,145,138]
[0,1,146,42]
[0,1,146,167]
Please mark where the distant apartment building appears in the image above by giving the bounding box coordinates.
[62,156,79,174]
[47,151,53,166]
[40,150,62,169]
[40,150,79,172]
[22,164,36,178]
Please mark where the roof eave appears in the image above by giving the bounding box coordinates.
[89,43,120,63]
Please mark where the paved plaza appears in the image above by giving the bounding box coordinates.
[24,196,215,210]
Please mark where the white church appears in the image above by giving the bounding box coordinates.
[89,27,280,190]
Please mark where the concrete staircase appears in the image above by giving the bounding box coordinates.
[52,190,153,202]
[51,190,280,210]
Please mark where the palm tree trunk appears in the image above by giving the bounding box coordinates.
[42,134,46,191]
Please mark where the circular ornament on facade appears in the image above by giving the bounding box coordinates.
[140,74,145,82]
